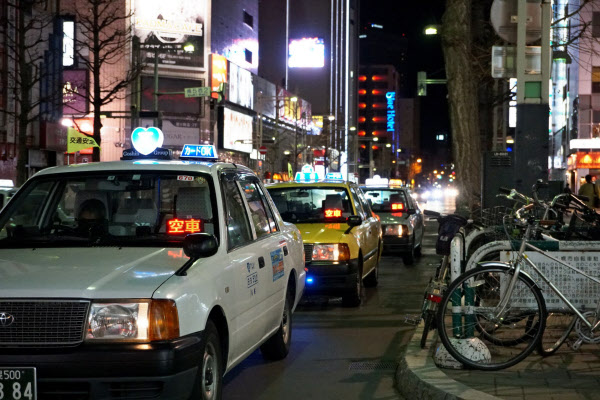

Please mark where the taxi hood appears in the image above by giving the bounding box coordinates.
[295,223,348,244]
[0,247,190,298]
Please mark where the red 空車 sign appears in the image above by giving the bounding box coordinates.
[167,218,203,234]
[324,209,342,218]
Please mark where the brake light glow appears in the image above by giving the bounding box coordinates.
[324,209,342,218]
[167,218,203,234]
[427,294,442,303]
[391,203,404,211]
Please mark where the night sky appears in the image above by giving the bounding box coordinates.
[360,2,450,157]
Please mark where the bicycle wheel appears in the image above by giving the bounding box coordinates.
[537,311,576,356]
[436,264,547,370]
[420,310,436,348]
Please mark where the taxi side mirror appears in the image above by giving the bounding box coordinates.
[346,215,362,227]
[183,233,219,259]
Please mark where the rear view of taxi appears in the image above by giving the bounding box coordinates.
[361,177,424,265]
[0,143,305,400]
[267,172,382,307]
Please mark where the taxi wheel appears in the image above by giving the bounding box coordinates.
[402,241,415,265]
[190,320,222,400]
[342,259,363,307]
[260,292,292,360]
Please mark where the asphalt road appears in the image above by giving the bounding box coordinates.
[223,197,455,400]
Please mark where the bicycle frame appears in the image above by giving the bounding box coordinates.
[496,226,600,331]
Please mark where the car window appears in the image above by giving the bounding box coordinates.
[239,176,273,238]
[255,182,278,233]
[0,173,218,246]
[267,186,353,223]
[349,188,366,219]
[221,175,253,249]
[361,188,409,213]
[355,189,374,217]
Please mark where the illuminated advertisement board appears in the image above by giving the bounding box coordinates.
[386,91,396,132]
[228,62,253,109]
[63,69,89,115]
[210,54,227,99]
[288,38,325,68]
[133,0,206,70]
[223,108,253,154]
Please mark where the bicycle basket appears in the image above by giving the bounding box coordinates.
[436,215,468,255]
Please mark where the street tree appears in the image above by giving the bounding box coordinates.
[441,0,482,213]
[68,0,141,162]
[1,0,57,185]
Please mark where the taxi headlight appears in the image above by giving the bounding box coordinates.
[312,243,350,261]
[86,300,179,342]
[384,224,407,236]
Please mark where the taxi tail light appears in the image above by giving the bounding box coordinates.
[324,209,343,218]
[149,300,180,341]
[391,203,404,211]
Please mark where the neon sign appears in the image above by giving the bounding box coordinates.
[324,209,342,218]
[386,92,396,132]
[167,218,203,234]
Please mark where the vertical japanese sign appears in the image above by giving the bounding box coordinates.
[210,54,228,99]
[133,0,206,70]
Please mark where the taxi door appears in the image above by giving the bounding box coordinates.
[220,172,269,360]
[237,174,287,338]
[350,187,379,272]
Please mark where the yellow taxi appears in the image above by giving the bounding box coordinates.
[267,172,382,307]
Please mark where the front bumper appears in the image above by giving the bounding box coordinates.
[0,333,204,400]
[304,258,360,296]
[382,235,412,253]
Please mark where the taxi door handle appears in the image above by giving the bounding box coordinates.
[283,246,289,256]
[258,257,266,269]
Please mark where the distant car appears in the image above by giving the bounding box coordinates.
[0,146,305,399]
[360,185,425,264]
[267,178,382,307]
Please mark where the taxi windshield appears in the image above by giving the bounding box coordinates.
[267,186,354,223]
[0,172,217,248]
[362,188,409,213]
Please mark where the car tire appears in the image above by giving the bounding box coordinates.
[342,259,363,307]
[414,242,422,257]
[363,247,379,288]
[402,241,415,265]
[260,292,292,360]
[190,320,222,400]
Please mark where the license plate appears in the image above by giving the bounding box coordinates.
[0,368,36,400]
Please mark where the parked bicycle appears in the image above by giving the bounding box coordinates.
[436,182,600,370]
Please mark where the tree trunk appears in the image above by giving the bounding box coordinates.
[442,0,481,214]
[92,1,101,162]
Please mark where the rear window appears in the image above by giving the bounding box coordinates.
[267,186,354,223]
[361,188,409,213]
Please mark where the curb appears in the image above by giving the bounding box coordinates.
[396,321,499,400]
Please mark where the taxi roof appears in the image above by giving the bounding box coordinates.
[33,160,249,177]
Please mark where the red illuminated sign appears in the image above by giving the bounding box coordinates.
[210,54,228,99]
[167,218,203,234]
[324,209,342,218]
[391,203,404,211]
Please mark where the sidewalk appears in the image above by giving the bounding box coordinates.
[397,322,600,400]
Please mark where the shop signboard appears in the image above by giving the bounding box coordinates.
[223,108,253,154]
[576,152,600,169]
[210,54,228,99]
[133,0,206,70]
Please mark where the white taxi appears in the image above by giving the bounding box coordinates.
[0,143,305,400]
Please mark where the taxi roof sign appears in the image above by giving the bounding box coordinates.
[180,144,218,160]
[325,172,344,180]
[294,172,320,182]
[365,175,389,186]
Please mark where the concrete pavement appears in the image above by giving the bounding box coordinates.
[397,320,600,400]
